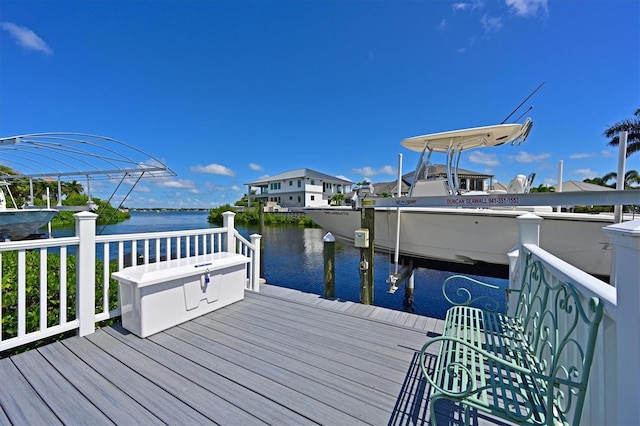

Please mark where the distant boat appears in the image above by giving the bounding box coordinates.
[0,183,58,240]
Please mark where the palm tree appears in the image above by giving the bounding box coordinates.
[603,108,640,157]
[330,193,346,206]
[598,170,640,189]
[530,184,555,192]
[62,180,84,196]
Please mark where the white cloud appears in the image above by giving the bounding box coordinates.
[378,165,396,175]
[436,19,447,31]
[569,152,595,159]
[351,166,396,177]
[572,168,599,179]
[468,151,500,166]
[249,163,264,171]
[190,163,235,176]
[452,1,483,12]
[481,14,503,34]
[133,185,152,193]
[231,185,241,191]
[157,179,196,189]
[352,167,377,177]
[505,0,548,17]
[0,22,52,55]
[509,151,550,163]
[600,150,613,158]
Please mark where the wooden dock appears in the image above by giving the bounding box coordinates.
[0,284,495,425]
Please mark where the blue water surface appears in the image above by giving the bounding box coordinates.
[52,210,508,319]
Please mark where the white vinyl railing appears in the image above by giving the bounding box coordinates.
[0,211,261,352]
[511,214,640,425]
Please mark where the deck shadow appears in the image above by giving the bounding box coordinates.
[387,343,516,426]
[386,342,482,425]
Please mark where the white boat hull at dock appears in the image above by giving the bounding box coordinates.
[305,206,617,280]
[0,209,58,240]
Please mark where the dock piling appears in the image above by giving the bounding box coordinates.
[323,232,335,298]
[360,207,375,305]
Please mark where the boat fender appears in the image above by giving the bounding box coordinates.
[359,259,369,271]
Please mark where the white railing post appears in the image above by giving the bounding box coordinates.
[604,219,640,426]
[75,211,98,337]
[250,233,262,292]
[517,212,542,246]
[510,214,542,316]
[222,211,236,253]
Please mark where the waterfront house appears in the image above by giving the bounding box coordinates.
[245,168,353,209]
[349,165,494,198]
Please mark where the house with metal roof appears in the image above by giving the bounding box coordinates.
[245,168,353,209]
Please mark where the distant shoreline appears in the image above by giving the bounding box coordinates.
[127,208,210,212]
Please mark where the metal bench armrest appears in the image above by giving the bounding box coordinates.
[419,335,533,398]
[442,274,507,312]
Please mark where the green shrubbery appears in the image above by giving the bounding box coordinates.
[48,194,131,227]
[206,204,318,227]
[1,250,120,356]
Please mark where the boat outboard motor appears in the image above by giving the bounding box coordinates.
[507,174,527,194]
[351,183,375,210]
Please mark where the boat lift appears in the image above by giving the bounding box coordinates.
[0,132,176,232]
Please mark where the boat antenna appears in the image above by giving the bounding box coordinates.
[501,81,545,124]
[513,105,534,123]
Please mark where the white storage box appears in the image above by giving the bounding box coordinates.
[112,252,249,337]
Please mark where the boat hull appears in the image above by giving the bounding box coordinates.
[0,209,59,240]
[304,206,615,280]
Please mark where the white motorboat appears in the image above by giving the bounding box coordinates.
[305,120,632,280]
[0,183,57,240]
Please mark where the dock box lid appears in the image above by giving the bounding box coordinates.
[111,252,250,287]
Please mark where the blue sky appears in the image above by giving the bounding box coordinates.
[1,0,638,208]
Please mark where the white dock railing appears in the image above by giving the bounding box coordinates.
[0,211,261,352]
[511,214,640,425]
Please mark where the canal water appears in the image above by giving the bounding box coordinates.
[52,210,508,320]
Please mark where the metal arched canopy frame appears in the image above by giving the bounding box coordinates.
[0,132,176,180]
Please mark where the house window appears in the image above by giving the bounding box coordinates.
[310,180,315,185]
[270,182,281,190]
[289,196,292,201]
[310,195,315,201]
[298,196,301,203]
[471,179,484,191]
[297,180,301,187]
[289,181,293,186]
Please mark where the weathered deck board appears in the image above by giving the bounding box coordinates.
[0,284,452,426]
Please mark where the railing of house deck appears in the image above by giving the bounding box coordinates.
[0,211,260,353]
[508,214,639,426]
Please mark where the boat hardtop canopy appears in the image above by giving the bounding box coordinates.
[401,120,533,153]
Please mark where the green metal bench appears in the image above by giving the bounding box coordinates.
[419,252,605,425]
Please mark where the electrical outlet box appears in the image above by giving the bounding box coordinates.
[354,228,369,248]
